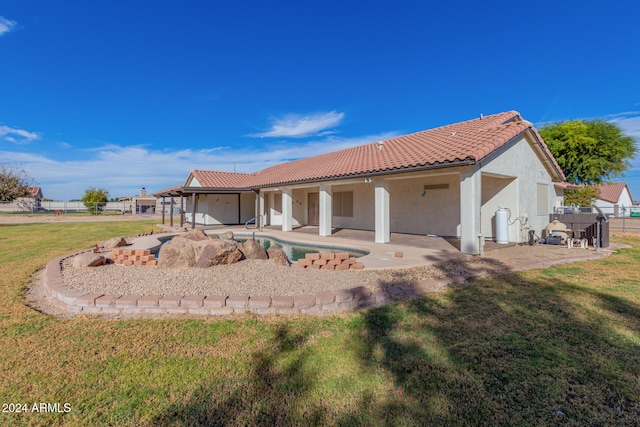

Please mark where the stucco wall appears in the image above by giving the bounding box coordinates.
[388,174,460,236]
[332,182,376,230]
[240,193,256,223]
[480,135,556,241]
[185,193,254,225]
[480,175,518,240]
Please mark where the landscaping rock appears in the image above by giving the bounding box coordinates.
[217,231,234,240]
[267,246,290,267]
[101,237,127,249]
[72,253,106,268]
[157,237,196,268]
[194,239,243,268]
[174,229,210,242]
[238,239,268,260]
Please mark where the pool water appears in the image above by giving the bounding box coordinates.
[152,235,369,262]
[236,236,368,262]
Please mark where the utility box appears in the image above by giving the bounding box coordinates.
[548,213,609,248]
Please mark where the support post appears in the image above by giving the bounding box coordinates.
[169,196,175,227]
[375,180,390,243]
[259,191,265,229]
[282,188,293,232]
[161,196,166,224]
[459,168,481,254]
[191,193,197,230]
[319,185,333,236]
[179,195,184,228]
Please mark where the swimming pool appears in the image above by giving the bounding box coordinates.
[234,234,369,262]
[151,234,369,262]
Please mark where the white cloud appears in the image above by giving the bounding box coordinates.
[0,17,17,37]
[249,111,345,138]
[0,125,40,144]
[0,131,397,201]
[609,112,640,140]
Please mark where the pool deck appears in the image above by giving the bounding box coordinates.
[140,225,471,269]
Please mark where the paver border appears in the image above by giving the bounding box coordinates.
[41,236,614,318]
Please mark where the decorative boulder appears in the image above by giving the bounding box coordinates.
[217,231,234,240]
[101,237,127,250]
[157,238,196,268]
[238,239,268,260]
[194,239,243,268]
[175,229,210,242]
[267,246,290,267]
[72,253,106,268]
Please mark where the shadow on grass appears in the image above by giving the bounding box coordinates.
[153,324,325,426]
[153,257,640,426]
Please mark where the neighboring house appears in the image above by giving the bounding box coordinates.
[0,186,43,213]
[118,188,160,214]
[155,111,568,254]
[591,182,634,217]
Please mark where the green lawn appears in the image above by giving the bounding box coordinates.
[0,221,638,426]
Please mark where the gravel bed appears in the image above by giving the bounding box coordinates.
[60,258,481,297]
[60,244,600,297]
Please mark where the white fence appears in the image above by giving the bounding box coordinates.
[556,205,640,218]
[1,201,158,215]
[38,201,130,213]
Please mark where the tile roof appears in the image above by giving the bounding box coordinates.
[189,170,254,189]
[181,111,565,190]
[591,182,631,203]
[152,185,183,197]
[27,187,42,198]
[554,181,578,190]
[247,111,564,187]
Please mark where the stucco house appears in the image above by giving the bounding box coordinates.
[155,111,568,254]
[591,182,634,217]
[0,186,43,213]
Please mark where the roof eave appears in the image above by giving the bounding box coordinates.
[252,158,476,189]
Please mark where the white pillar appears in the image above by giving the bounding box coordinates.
[319,185,333,236]
[460,168,481,254]
[258,191,266,227]
[282,188,293,232]
[375,180,390,243]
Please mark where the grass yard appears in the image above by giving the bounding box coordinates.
[0,221,638,426]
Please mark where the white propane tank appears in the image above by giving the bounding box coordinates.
[496,207,509,244]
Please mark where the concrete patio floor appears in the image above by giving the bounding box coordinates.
[152,224,520,270]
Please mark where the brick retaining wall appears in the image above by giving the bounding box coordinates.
[293,252,364,270]
[42,250,460,317]
[109,248,158,266]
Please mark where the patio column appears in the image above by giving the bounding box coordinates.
[169,196,174,227]
[319,184,332,236]
[161,196,166,224]
[460,167,481,254]
[258,191,266,227]
[375,179,390,243]
[179,195,184,228]
[191,192,197,230]
[282,188,293,232]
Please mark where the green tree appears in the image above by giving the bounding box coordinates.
[563,186,601,207]
[539,119,637,184]
[81,187,109,213]
[0,163,37,202]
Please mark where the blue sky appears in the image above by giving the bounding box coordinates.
[1,1,639,201]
